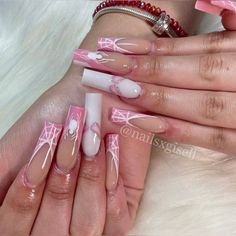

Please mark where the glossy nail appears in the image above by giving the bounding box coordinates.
[82,69,141,99]
[211,0,236,11]
[25,121,62,187]
[106,134,119,191]
[111,108,168,133]
[195,0,223,15]
[97,37,152,55]
[82,93,102,157]
[73,49,135,75]
[56,105,86,174]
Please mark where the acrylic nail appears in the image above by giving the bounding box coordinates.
[82,93,102,157]
[56,105,86,174]
[111,108,169,133]
[106,134,119,191]
[82,69,141,99]
[195,0,223,15]
[97,37,152,55]
[73,49,135,75]
[211,0,236,12]
[25,121,62,188]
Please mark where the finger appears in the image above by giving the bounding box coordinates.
[81,52,236,91]
[121,83,236,129]
[32,106,85,236]
[156,116,236,156]
[70,142,106,236]
[222,10,236,30]
[95,32,236,56]
[0,121,62,236]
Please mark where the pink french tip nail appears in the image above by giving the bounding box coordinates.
[110,107,169,133]
[97,37,152,55]
[82,93,102,157]
[211,0,236,12]
[106,134,119,191]
[195,0,223,15]
[56,105,86,173]
[82,69,142,99]
[25,121,63,187]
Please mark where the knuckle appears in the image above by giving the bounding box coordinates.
[149,86,169,108]
[70,224,101,236]
[210,127,226,150]
[47,183,72,201]
[79,166,102,184]
[198,54,224,81]
[7,194,36,214]
[203,31,226,53]
[200,93,225,120]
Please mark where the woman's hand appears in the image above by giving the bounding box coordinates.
[77,32,236,156]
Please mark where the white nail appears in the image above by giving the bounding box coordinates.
[82,93,102,157]
[82,69,141,98]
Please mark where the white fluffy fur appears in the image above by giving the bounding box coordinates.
[1,1,234,235]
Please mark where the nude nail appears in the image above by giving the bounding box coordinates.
[195,0,223,15]
[25,121,62,187]
[82,93,102,157]
[111,108,168,133]
[82,69,141,99]
[56,105,86,174]
[97,37,152,55]
[73,49,135,75]
[106,134,119,191]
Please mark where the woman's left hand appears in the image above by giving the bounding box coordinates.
[86,31,236,155]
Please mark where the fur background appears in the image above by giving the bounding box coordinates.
[1,1,234,235]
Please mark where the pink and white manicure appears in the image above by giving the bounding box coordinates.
[97,37,152,55]
[82,93,102,157]
[106,134,119,191]
[111,107,169,133]
[82,69,141,99]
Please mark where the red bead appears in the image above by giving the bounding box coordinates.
[173,21,179,29]
[140,1,146,9]
[155,7,161,15]
[136,0,141,7]
[149,6,156,14]
[145,3,151,11]
[176,27,181,33]
[96,6,101,11]
[170,18,175,26]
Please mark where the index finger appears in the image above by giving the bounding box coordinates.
[97,32,236,56]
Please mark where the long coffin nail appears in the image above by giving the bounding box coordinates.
[111,108,168,133]
[97,37,152,55]
[106,134,119,191]
[195,0,223,15]
[56,105,86,174]
[73,49,135,75]
[82,69,141,99]
[82,93,102,158]
[25,121,62,187]
[211,0,236,11]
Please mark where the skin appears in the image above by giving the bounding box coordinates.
[0,2,195,235]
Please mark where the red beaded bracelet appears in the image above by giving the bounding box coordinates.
[93,0,188,37]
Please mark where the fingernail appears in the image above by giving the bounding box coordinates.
[82,69,142,99]
[25,121,62,188]
[82,93,102,157]
[56,105,86,174]
[195,0,223,15]
[111,108,168,133]
[97,37,152,55]
[73,49,135,75]
[106,134,119,191]
[211,0,236,12]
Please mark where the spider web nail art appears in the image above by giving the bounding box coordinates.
[106,134,119,179]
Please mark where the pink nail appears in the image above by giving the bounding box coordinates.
[106,134,119,191]
[97,37,152,55]
[73,49,135,75]
[195,0,223,15]
[56,105,86,173]
[211,0,236,12]
[111,108,168,133]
